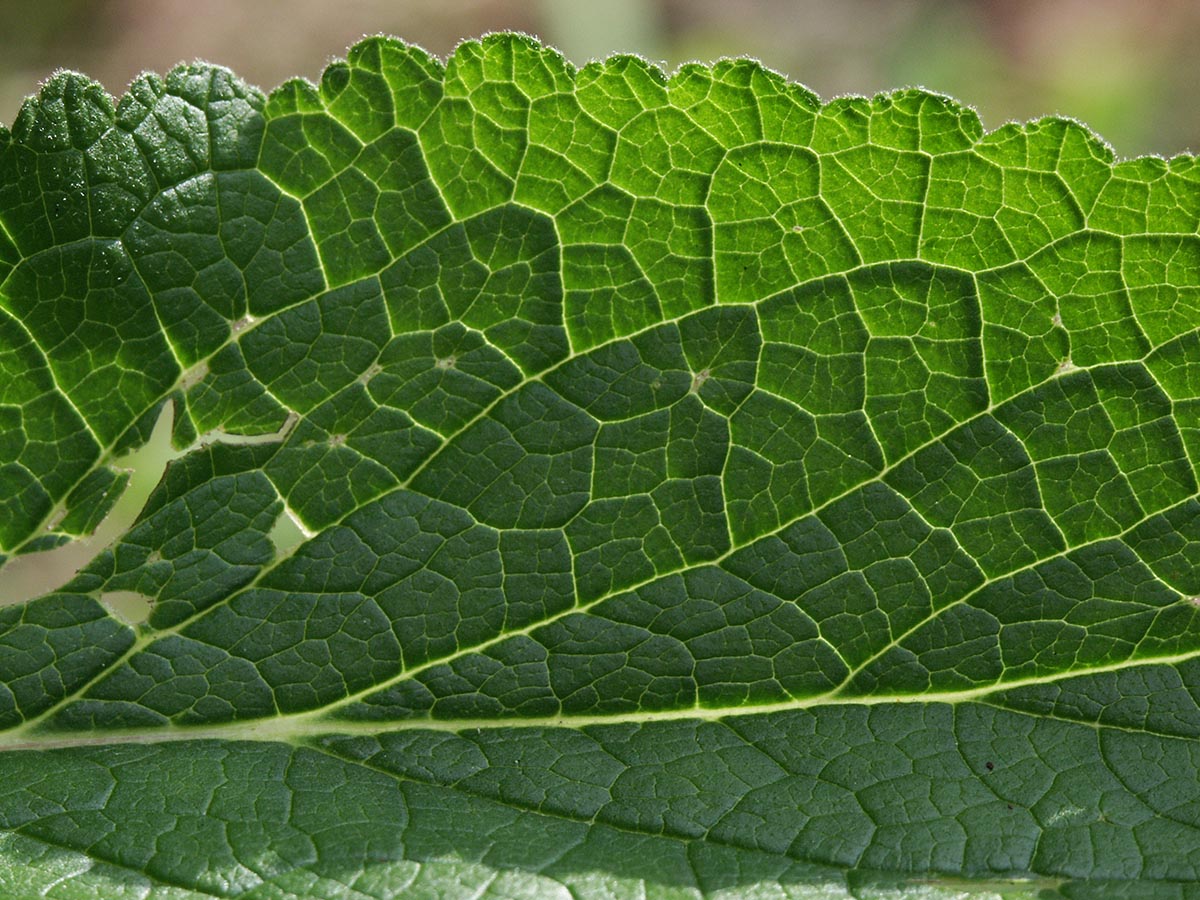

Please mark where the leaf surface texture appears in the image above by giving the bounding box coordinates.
[1,35,1200,899]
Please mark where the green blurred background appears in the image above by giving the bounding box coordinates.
[1,0,1197,159]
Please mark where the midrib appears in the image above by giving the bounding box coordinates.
[2,647,1195,752]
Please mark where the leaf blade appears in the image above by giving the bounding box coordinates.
[2,33,1200,898]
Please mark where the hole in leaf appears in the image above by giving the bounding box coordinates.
[268,505,312,555]
[0,403,178,607]
[100,590,154,626]
[1,403,302,607]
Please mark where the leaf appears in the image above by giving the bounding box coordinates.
[2,33,1200,899]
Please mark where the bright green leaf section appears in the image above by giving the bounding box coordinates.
[2,33,1200,899]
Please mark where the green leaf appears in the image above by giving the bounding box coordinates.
[2,33,1200,898]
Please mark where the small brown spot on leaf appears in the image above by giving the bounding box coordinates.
[180,359,210,391]
[690,368,711,393]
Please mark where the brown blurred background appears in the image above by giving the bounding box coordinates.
[1,0,1197,158]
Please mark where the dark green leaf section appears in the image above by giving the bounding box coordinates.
[4,703,1200,896]
[2,32,1200,897]
[0,740,894,900]
[327,702,1200,882]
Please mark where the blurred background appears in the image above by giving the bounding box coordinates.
[1,0,1197,159]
